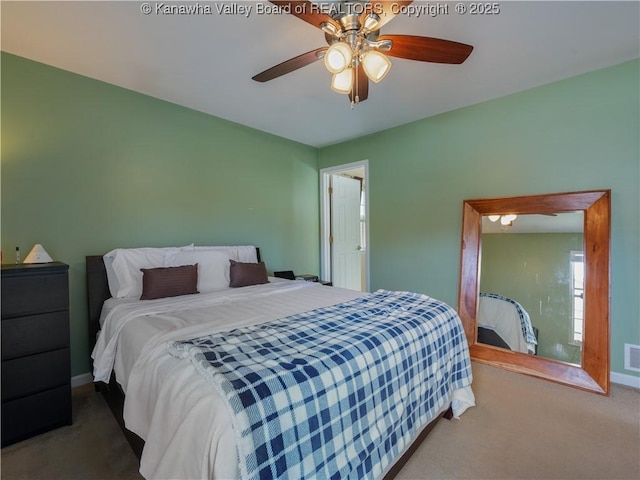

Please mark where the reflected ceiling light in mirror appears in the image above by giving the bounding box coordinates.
[488,214,518,226]
[483,212,583,234]
[500,214,517,226]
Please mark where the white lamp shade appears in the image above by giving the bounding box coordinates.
[324,42,353,74]
[23,244,53,263]
[488,215,501,222]
[362,50,391,83]
[331,68,354,94]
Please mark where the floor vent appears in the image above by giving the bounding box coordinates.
[624,344,640,372]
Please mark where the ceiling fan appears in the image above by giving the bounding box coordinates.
[252,0,474,105]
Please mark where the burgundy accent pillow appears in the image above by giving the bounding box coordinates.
[140,264,199,300]
[229,260,269,288]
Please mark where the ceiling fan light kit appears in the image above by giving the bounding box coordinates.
[253,1,474,105]
[324,42,353,73]
[331,68,354,94]
[325,40,391,92]
[361,50,391,83]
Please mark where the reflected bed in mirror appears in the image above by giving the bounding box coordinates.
[458,190,610,395]
[480,212,583,365]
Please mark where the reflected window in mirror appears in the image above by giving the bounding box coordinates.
[570,251,585,345]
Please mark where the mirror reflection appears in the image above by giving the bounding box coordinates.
[478,212,584,365]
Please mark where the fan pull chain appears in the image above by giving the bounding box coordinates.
[355,64,358,105]
[351,64,359,109]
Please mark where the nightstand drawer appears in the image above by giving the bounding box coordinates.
[1,348,70,401]
[1,270,69,318]
[2,311,70,360]
[1,385,72,447]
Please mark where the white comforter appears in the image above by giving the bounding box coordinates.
[477,295,536,354]
[92,279,474,479]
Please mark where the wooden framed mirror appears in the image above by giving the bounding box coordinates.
[458,190,610,395]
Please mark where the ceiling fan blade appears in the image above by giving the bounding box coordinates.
[349,64,369,104]
[269,1,341,31]
[363,1,414,30]
[252,47,327,82]
[378,34,473,64]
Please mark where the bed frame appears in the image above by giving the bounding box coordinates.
[477,326,539,355]
[85,250,452,479]
[86,255,145,458]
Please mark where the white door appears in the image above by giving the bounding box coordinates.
[331,175,362,290]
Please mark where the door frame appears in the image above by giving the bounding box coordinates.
[320,160,369,291]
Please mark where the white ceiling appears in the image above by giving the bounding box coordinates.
[2,1,638,147]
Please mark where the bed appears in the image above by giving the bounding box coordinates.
[87,245,475,480]
[477,292,538,354]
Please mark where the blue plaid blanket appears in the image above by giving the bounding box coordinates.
[170,290,472,480]
[480,292,537,345]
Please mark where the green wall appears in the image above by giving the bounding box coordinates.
[3,52,638,380]
[480,233,584,364]
[318,59,640,378]
[1,52,320,376]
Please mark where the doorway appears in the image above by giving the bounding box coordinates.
[320,161,369,291]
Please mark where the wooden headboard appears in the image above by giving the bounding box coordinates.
[85,247,261,365]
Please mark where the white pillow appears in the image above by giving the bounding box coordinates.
[189,246,258,263]
[104,247,180,298]
[164,249,232,293]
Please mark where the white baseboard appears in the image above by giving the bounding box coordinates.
[611,371,640,389]
[71,372,94,388]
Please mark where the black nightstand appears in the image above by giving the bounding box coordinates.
[274,271,331,285]
[1,262,72,446]
[297,275,332,286]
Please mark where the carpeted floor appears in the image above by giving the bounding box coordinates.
[397,363,640,480]
[1,383,142,480]
[2,362,639,479]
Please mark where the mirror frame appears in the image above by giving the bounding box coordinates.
[458,190,610,395]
